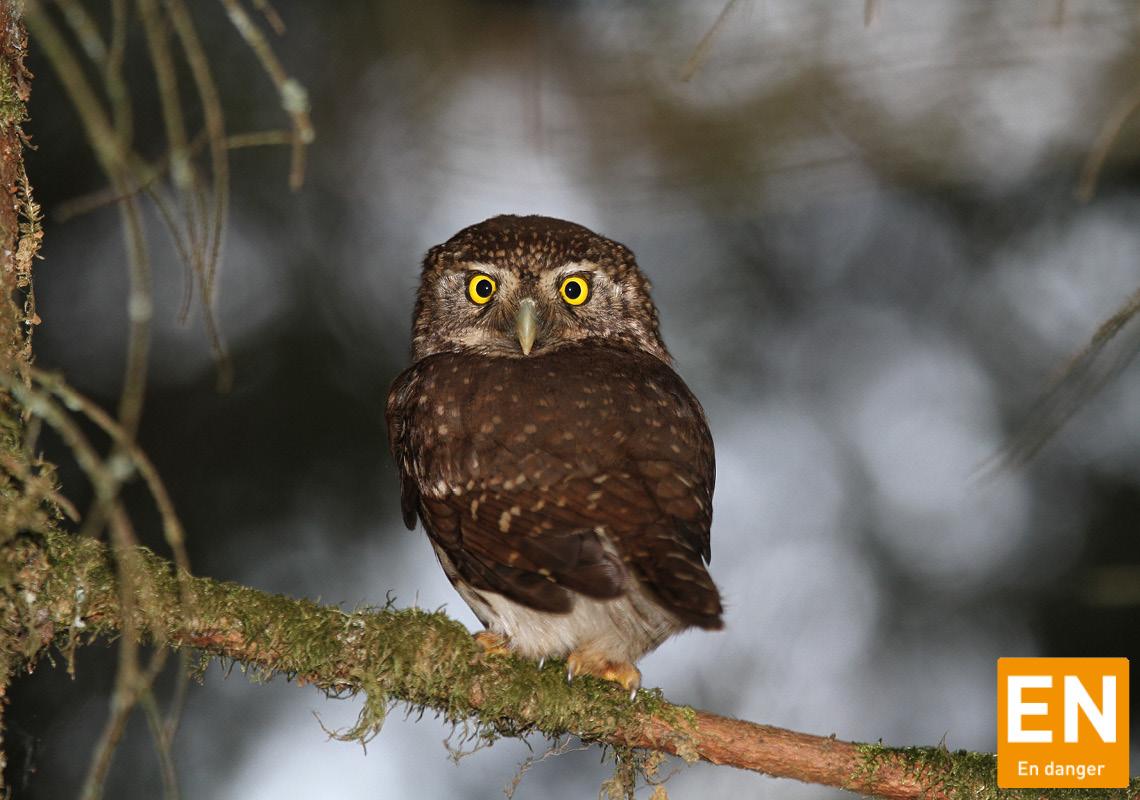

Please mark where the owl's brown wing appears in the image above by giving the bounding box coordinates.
[386,342,722,629]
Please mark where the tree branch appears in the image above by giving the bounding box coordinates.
[4,529,1136,800]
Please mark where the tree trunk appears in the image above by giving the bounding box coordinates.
[0,3,38,794]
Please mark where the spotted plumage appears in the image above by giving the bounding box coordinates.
[387,215,723,692]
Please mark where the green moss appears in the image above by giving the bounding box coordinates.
[855,742,1140,800]
[26,529,1139,800]
[0,45,26,130]
[5,527,702,775]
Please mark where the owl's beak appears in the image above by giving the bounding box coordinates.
[516,297,538,356]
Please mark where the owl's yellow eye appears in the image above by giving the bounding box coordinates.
[559,275,590,306]
[467,274,497,305]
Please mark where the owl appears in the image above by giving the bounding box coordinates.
[386,215,722,694]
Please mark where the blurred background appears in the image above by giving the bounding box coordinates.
[9,1,1140,797]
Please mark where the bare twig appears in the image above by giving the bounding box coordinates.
[1077,81,1140,202]
[986,284,1140,471]
[28,368,191,576]
[139,0,201,322]
[54,0,106,63]
[163,0,234,390]
[252,0,287,36]
[25,1,154,442]
[679,0,740,82]
[55,130,293,223]
[107,0,133,141]
[217,0,314,189]
[141,686,181,800]
[865,0,879,27]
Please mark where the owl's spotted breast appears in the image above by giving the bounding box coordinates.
[387,340,722,629]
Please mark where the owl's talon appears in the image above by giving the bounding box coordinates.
[566,649,641,694]
[473,630,511,657]
[537,657,545,670]
[566,665,574,682]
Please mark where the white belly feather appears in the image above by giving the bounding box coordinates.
[432,544,684,664]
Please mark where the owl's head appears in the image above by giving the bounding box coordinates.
[409,215,669,362]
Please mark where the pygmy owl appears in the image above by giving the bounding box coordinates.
[386,215,723,694]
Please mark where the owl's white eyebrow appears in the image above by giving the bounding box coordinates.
[552,261,597,275]
[456,261,597,276]
[462,262,499,274]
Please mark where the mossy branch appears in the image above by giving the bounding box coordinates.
[5,529,1137,800]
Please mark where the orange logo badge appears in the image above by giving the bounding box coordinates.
[997,657,1129,788]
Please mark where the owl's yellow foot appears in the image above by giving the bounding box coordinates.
[473,630,511,656]
[566,649,641,699]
